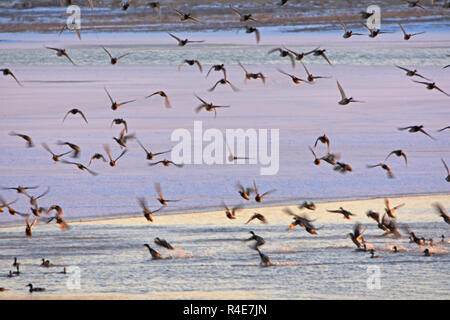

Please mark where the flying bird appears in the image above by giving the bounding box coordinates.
[237,61,266,84]
[1,68,22,86]
[246,212,267,224]
[385,150,408,167]
[61,160,98,176]
[366,163,394,178]
[174,8,201,23]
[45,47,76,65]
[206,64,227,79]
[384,198,405,218]
[403,0,425,9]
[154,237,174,250]
[314,134,330,153]
[104,87,136,111]
[311,48,332,65]
[145,91,171,108]
[398,23,425,40]
[339,20,363,38]
[149,159,183,168]
[395,65,431,80]
[441,158,450,182]
[336,81,363,105]
[222,202,242,220]
[253,180,276,203]
[348,223,366,248]
[208,78,240,92]
[195,94,230,118]
[9,132,34,147]
[178,59,203,73]
[277,68,309,85]
[268,48,295,68]
[237,182,253,200]
[168,32,204,46]
[102,46,132,65]
[88,153,107,166]
[56,141,81,158]
[63,108,88,124]
[334,162,353,173]
[155,183,180,206]
[137,197,163,222]
[244,26,260,44]
[398,125,436,140]
[301,62,331,82]
[433,203,450,224]
[230,5,257,22]
[412,80,449,96]
[327,207,355,219]
[104,144,127,167]
[136,138,171,160]
[110,118,128,133]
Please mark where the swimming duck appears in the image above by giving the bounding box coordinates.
[104,144,127,167]
[384,199,405,219]
[412,80,449,96]
[398,125,436,140]
[208,78,240,92]
[45,46,76,65]
[8,131,34,148]
[42,143,71,162]
[27,283,46,293]
[336,80,363,105]
[63,108,88,124]
[398,23,425,40]
[277,68,309,85]
[244,26,260,44]
[61,160,98,176]
[395,65,431,81]
[366,163,394,179]
[40,259,53,267]
[327,207,354,219]
[178,59,203,73]
[145,91,171,108]
[168,32,204,46]
[424,248,433,256]
[111,118,128,133]
[222,202,242,219]
[136,138,171,160]
[253,180,276,203]
[137,197,163,222]
[268,48,295,68]
[237,61,265,84]
[1,68,22,86]
[154,238,174,250]
[369,249,381,258]
[104,87,137,111]
[385,150,408,167]
[56,141,81,158]
[195,94,230,118]
[236,182,253,200]
[155,183,180,206]
[144,244,163,260]
[102,46,132,65]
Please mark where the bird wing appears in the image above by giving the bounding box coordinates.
[442,159,450,174]
[79,110,88,123]
[398,23,407,36]
[336,81,347,100]
[104,87,114,104]
[168,32,181,42]
[102,46,113,59]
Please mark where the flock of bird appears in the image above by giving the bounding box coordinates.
[1,0,449,293]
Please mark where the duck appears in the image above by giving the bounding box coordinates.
[283,47,316,62]
[26,186,50,207]
[104,144,127,167]
[178,59,203,73]
[26,283,46,293]
[339,20,363,38]
[149,159,184,167]
[398,125,436,140]
[424,248,433,256]
[333,162,353,173]
[395,65,431,81]
[403,0,425,9]
[12,257,21,268]
[145,91,171,108]
[311,48,332,65]
[230,5,257,22]
[222,202,242,220]
[253,180,276,203]
[195,94,230,118]
[301,62,331,83]
[369,249,381,258]
[101,46,132,65]
[208,78,240,92]
[143,244,163,260]
[8,131,34,148]
[433,203,450,224]
[47,205,69,230]
[0,197,28,217]
[255,248,271,266]
[110,118,128,133]
[56,141,81,158]
[1,68,22,86]
[0,198,17,213]
[246,213,267,224]
[412,80,449,96]
[226,141,250,162]
[277,68,309,85]
[385,150,408,167]
[268,48,295,68]
[40,259,53,267]
[137,197,163,222]
[154,183,180,206]
[154,238,174,250]
[113,129,135,149]
[237,61,265,84]
[366,211,389,232]
[45,46,76,65]
[174,8,201,23]
[244,26,260,44]
[61,160,98,176]
[314,134,330,154]
[236,182,253,200]
[327,207,354,219]
[42,143,72,162]
[25,215,38,238]
[284,208,317,234]
[336,80,363,105]
[245,231,265,249]
[441,159,450,182]
[298,201,316,211]
[136,138,171,160]
[366,163,394,178]
[88,153,107,166]
[206,64,226,79]
[168,32,204,46]
[104,87,137,111]
[349,223,366,248]
[63,108,88,124]
[398,23,425,40]
[384,199,405,218]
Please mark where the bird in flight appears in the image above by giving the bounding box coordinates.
[222,202,242,220]
[398,125,436,140]
[236,182,254,201]
[62,160,98,176]
[154,183,180,206]
[178,59,203,73]
[366,163,394,179]
[441,158,450,182]
[384,198,405,218]
[301,62,331,83]
[195,94,230,118]
[253,180,276,203]
[238,61,266,84]
[1,68,22,86]
[45,47,76,65]
[246,212,267,224]
[168,33,204,46]
[277,68,309,85]
[336,81,363,105]
[174,8,201,23]
[385,150,408,167]
[398,23,425,40]
[104,87,136,111]
[137,197,163,222]
[244,26,260,44]
[102,46,132,65]
[339,20,363,38]
[230,5,257,22]
[327,207,355,220]
[9,132,34,148]
[104,144,127,167]
[412,80,449,96]
[63,108,88,124]
[268,48,296,68]
[136,138,171,160]
[395,65,431,81]
[145,91,171,108]
[208,78,240,92]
